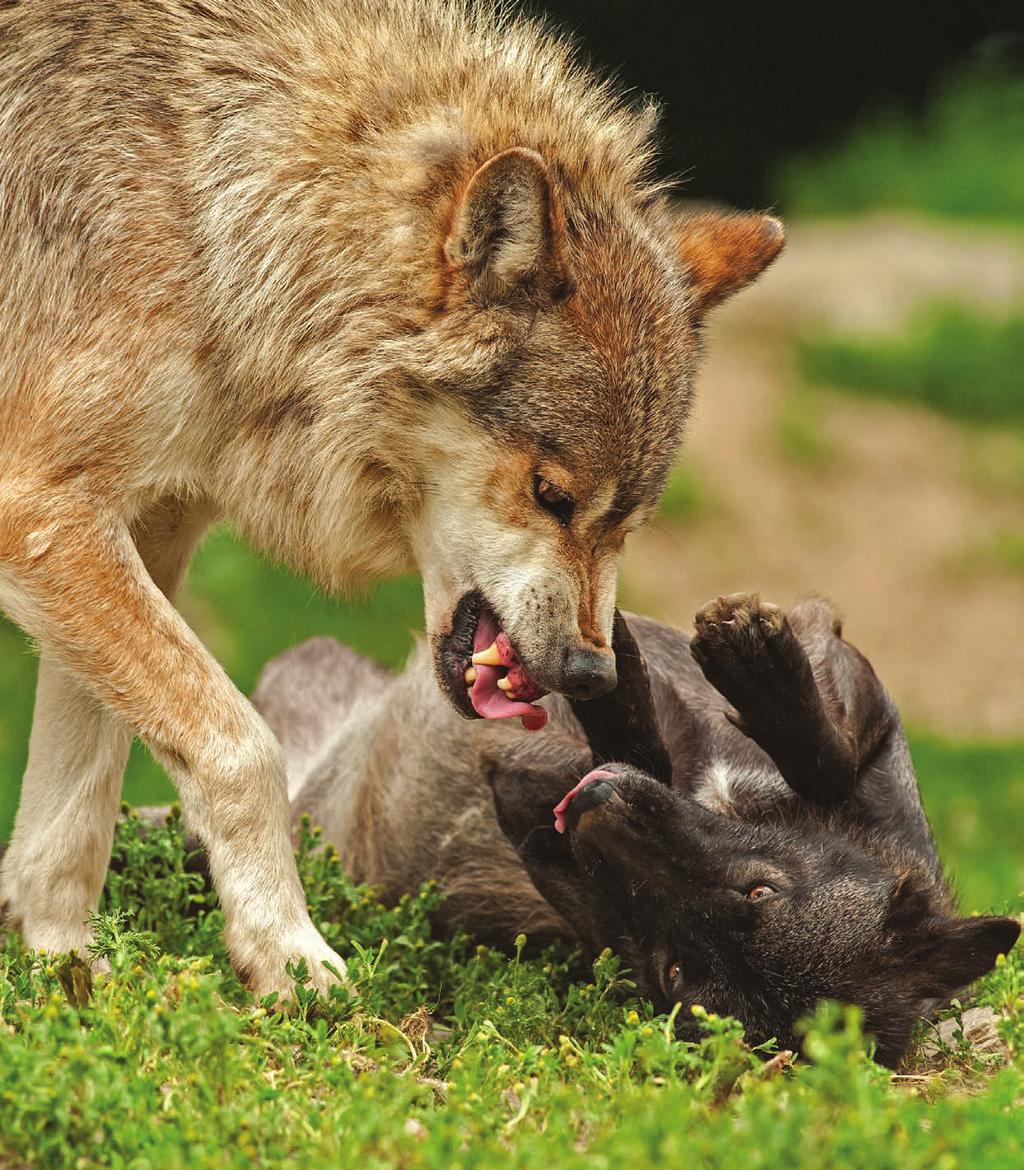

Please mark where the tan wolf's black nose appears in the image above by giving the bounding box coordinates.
[561,648,617,700]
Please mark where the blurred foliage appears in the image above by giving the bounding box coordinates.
[777,65,1024,223]
[545,2,1020,208]
[911,735,1024,913]
[179,528,423,688]
[947,529,1024,578]
[655,463,706,521]
[961,430,1024,499]
[776,386,837,469]
[797,302,1024,427]
[991,530,1024,572]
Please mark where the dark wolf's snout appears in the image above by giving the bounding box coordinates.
[560,647,617,700]
[564,778,617,830]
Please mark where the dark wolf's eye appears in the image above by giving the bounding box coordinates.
[746,883,777,902]
[534,475,575,525]
[666,961,682,985]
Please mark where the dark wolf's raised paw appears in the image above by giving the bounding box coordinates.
[692,592,788,676]
[691,592,863,803]
[692,592,784,653]
[690,593,812,728]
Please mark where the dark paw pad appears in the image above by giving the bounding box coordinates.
[692,593,784,666]
[690,593,811,721]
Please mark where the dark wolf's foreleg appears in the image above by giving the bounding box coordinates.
[568,610,673,784]
[689,593,891,804]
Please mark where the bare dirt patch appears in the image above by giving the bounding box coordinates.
[622,216,1024,736]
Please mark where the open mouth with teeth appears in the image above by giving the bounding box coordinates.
[439,591,549,731]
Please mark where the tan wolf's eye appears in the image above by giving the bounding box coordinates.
[746,883,776,902]
[533,475,575,525]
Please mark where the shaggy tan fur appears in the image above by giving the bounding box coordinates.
[0,0,783,995]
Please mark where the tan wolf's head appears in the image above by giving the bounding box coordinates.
[402,149,783,726]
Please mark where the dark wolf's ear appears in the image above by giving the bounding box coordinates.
[674,210,785,312]
[444,148,570,304]
[903,915,1021,999]
[569,610,673,784]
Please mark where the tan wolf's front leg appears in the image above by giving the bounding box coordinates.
[1,498,207,961]
[1,655,133,957]
[0,504,343,998]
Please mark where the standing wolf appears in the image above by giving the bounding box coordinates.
[0,0,783,995]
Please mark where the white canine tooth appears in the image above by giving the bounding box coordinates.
[496,676,512,692]
[464,667,477,685]
[471,641,502,667]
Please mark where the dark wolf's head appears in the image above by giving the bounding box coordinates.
[401,147,783,723]
[493,762,1019,1066]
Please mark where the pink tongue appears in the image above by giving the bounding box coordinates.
[552,769,617,834]
[469,610,549,732]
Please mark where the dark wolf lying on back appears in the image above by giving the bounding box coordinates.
[254,593,1019,1066]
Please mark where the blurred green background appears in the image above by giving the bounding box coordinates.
[2,38,1022,914]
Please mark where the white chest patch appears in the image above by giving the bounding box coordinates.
[694,760,789,814]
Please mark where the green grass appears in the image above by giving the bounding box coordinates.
[797,302,1024,428]
[0,814,1021,1169]
[776,65,1024,224]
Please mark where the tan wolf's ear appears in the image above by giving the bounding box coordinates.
[444,147,568,304]
[675,210,785,312]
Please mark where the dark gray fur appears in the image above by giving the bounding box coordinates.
[253,595,1019,1066]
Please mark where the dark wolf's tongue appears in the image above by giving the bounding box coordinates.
[469,609,548,732]
[552,769,617,833]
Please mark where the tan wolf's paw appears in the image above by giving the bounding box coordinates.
[233,927,348,1002]
[4,912,108,974]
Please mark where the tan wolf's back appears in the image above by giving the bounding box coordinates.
[0,0,660,488]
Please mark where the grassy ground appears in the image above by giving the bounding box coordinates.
[1,811,1022,1170]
